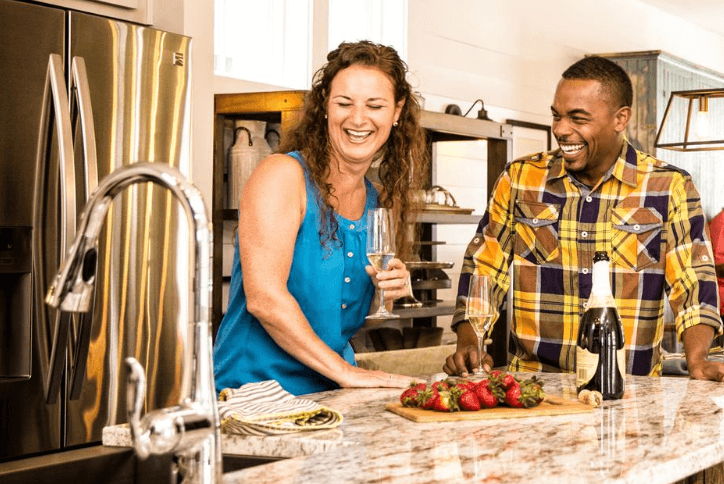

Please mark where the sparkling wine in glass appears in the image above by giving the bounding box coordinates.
[366,208,400,320]
[466,274,497,375]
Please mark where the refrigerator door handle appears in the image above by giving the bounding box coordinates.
[67,56,99,400]
[32,53,77,405]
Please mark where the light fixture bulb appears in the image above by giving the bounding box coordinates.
[695,96,710,139]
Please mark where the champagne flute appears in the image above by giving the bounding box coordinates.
[466,274,497,376]
[366,208,400,320]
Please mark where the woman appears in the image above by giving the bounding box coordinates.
[213,41,429,395]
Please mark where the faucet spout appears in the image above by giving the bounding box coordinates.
[46,162,220,484]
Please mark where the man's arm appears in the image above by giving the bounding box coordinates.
[683,324,724,381]
[665,176,723,381]
[444,166,515,377]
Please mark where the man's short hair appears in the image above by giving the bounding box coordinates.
[562,56,633,109]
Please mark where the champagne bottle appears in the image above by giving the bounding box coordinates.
[575,251,625,400]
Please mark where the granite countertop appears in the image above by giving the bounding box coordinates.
[219,373,724,484]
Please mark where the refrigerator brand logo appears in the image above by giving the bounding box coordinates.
[173,52,184,67]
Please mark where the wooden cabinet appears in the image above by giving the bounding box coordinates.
[598,50,724,220]
[212,91,512,360]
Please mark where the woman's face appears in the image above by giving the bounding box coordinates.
[326,64,404,170]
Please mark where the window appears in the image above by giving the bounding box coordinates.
[214,0,313,89]
[214,0,407,89]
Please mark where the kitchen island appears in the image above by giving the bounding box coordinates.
[221,373,724,484]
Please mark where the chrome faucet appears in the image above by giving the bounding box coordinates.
[45,162,221,484]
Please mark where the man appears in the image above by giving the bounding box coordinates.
[444,56,724,381]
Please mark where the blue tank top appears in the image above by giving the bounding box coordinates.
[213,152,378,396]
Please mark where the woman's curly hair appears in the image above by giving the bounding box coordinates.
[279,40,428,262]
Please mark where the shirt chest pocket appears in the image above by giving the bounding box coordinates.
[514,201,561,265]
[611,207,663,271]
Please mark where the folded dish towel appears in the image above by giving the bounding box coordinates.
[217,380,343,436]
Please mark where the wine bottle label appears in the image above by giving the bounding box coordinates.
[617,347,626,380]
[576,347,599,388]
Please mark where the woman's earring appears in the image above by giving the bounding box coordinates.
[324,113,328,119]
[393,121,399,127]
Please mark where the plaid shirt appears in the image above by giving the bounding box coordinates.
[453,139,721,376]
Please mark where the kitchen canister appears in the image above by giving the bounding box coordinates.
[227,120,272,209]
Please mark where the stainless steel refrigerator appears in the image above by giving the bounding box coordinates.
[0,0,192,461]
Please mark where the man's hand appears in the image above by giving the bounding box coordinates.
[687,360,724,381]
[682,324,724,382]
[442,322,494,377]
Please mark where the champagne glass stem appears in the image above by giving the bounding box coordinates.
[475,333,485,374]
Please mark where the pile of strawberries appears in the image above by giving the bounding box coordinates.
[399,371,545,412]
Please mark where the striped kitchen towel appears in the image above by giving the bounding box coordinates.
[217,380,343,436]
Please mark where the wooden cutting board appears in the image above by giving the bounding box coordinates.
[385,396,594,422]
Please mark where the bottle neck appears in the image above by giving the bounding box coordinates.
[591,259,611,297]
[588,259,615,308]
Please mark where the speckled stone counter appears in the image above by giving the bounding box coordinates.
[220,373,724,484]
[103,422,350,459]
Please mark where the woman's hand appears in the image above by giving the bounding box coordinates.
[336,365,423,388]
[365,257,411,303]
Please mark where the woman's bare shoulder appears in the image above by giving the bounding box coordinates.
[246,153,305,189]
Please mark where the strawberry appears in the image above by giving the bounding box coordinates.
[501,374,519,390]
[418,388,439,410]
[474,380,500,408]
[462,380,478,391]
[504,377,545,408]
[458,390,481,411]
[451,381,474,394]
[433,390,459,412]
[488,370,503,379]
[431,380,449,392]
[526,376,545,405]
[399,382,428,407]
[400,387,421,407]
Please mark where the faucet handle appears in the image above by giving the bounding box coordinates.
[125,357,150,459]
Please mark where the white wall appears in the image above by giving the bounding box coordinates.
[164,0,724,210]
[408,0,724,126]
[153,0,724,343]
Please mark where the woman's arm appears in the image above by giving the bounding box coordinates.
[239,154,415,388]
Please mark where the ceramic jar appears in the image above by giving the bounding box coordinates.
[227,120,272,209]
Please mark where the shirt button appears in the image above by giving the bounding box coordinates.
[341,303,347,309]
[703,255,709,262]
[581,231,588,238]
[586,196,593,202]
[633,224,640,231]
[582,268,589,274]
[532,218,539,224]
[473,238,480,243]
[349,224,355,230]
[345,277,351,283]
[583,301,589,308]
[347,252,353,258]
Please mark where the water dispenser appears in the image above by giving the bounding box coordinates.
[0,226,32,381]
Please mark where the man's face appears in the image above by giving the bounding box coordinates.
[551,79,629,186]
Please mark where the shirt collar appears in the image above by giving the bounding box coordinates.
[546,137,638,188]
